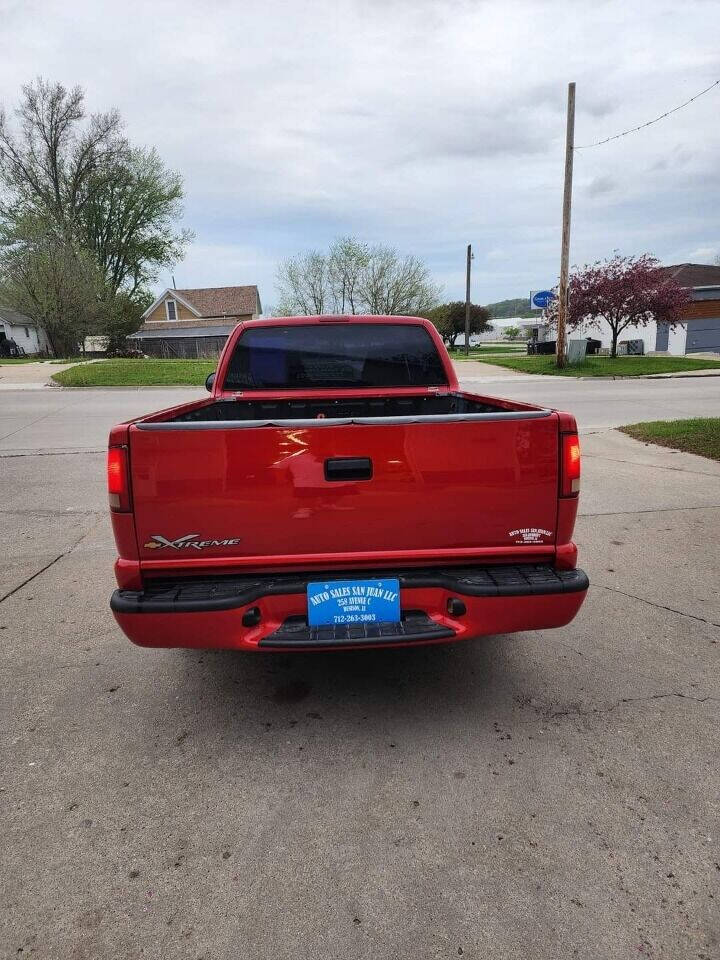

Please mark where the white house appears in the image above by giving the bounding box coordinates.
[523,263,720,356]
[0,306,53,355]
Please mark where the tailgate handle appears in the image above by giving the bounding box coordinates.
[324,457,373,481]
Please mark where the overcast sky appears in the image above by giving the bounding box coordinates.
[2,0,719,308]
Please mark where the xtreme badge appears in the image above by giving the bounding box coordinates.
[144,534,242,551]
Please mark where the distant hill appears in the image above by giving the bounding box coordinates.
[485,297,535,319]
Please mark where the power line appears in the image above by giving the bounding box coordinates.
[575,78,720,149]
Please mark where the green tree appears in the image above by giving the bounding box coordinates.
[504,325,520,340]
[0,78,190,349]
[81,147,191,297]
[426,301,492,350]
[0,215,105,355]
[101,289,154,353]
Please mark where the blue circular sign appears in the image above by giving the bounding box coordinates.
[532,290,556,309]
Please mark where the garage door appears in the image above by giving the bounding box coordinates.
[686,317,720,353]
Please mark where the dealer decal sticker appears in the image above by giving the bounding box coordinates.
[508,527,553,544]
[144,533,242,551]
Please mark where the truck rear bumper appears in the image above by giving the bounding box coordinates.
[110,564,589,652]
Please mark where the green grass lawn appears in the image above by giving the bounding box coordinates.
[478,355,720,377]
[620,418,720,462]
[451,345,526,359]
[0,357,44,364]
[52,358,215,387]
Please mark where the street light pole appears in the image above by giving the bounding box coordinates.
[465,243,472,356]
[556,81,576,369]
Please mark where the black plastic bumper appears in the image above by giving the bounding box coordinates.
[110,564,589,615]
[259,610,455,649]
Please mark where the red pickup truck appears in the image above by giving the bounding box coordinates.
[108,316,587,651]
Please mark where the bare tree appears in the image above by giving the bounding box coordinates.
[359,244,440,315]
[327,236,370,314]
[275,236,440,316]
[0,78,124,232]
[276,250,330,315]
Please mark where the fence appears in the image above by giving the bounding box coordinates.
[141,336,228,359]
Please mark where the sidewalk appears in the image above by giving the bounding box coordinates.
[0,360,87,390]
[452,358,720,383]
[450,359,532,379]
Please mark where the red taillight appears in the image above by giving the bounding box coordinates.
[561,433,581,497]
[107,446,130,511]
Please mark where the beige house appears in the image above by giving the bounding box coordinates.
[130,285,261,357]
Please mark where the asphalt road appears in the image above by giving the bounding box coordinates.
[2,373,720,456]
[1,383,719,960]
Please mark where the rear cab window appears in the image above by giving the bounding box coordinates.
[222,323,448,390]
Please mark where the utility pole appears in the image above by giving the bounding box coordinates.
[556,81,575,369]
[465,243,473,356]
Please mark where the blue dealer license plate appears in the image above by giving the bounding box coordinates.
[307,578,401,627]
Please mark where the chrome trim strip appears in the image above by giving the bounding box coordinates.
[136,410,552,430]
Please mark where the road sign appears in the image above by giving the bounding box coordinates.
[530,289,556,310]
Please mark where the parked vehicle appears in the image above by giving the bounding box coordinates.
[527,339,557,355]
[108,316,588,651]
[0,336,24,358]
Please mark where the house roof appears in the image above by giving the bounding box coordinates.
[661,263,720,288]
[141,285,261,320]
[0,305,37,328]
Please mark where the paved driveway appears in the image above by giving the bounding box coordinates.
[1,386,719,959]
[0,360,82,388]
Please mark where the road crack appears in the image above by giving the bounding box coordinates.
[579,504,720,518]
[551,692,719,718]
[0,521,102,604]
[0,508,104,517]
[0,449,104,458]
[582,452,720,478]
[604,692,719,711]
[593,581,720,628]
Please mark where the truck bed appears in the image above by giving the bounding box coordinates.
[139,390,549,427]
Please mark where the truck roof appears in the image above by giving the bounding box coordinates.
[243,314,432,326]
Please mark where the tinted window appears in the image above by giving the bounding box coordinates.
[223,323,448,390]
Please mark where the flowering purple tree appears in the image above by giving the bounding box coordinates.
[549,254,691,357]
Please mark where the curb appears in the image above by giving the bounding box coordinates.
[577,372,720,381]
[53,384,207,391]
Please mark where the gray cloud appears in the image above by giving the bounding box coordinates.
[586,175,616,198]
[1,0,719,303]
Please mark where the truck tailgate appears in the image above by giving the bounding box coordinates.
[129,415,559,567]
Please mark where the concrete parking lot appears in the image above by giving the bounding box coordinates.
[1,382,719,960]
